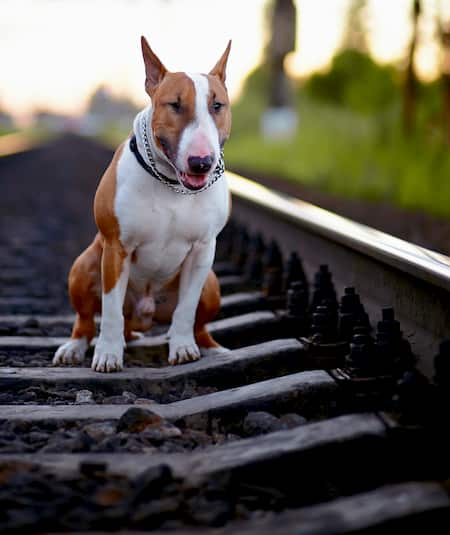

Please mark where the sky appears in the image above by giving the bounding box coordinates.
[0,0,448,125]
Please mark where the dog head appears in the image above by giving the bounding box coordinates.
[141,36,231,191]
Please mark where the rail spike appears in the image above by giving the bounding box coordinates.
[262,240,284,298]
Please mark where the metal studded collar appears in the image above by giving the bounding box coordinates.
[129,113,225,195]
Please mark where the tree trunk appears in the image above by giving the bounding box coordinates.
[403,0,421,135]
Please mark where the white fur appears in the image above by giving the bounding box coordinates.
[53,337,88,365]
[92,257,130,372]
[167,238,216,364]
[177,73,220,172]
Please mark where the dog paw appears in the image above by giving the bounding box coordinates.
[200,345,230,358]
[92,341,123,373]
[53,338,88,366]
[168,335,201,365]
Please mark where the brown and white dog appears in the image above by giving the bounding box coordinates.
[53,37,232,372]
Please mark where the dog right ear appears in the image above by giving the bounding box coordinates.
[141,36,167,96]
[209,40,232,84]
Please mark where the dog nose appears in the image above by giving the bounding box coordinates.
[188,155,213,174]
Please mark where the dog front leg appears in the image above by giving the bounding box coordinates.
[92,241,130,372]
[168,240,215,365]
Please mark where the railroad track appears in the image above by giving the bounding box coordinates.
[0,133,449,533]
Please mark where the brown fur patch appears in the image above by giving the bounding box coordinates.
[72,315,97,342]
[68,234,102,342]
[194,270,221,348]
[151,73,196,161]
[141,37,168,96]
[94,142,124,242]
[153,272,181,324]
[94,143,127,294]
[209,41,232,83]
[207,74,231,146]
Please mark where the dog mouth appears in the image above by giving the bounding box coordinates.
[179,172,209,191]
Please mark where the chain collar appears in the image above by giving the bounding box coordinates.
[133,111,225,195]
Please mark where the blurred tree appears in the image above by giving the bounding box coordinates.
[437,11,450,145]
[303,0,397,115]
[261,0,298,139]
[304,49,397,115]
[266,0,297,108]
[342,0,369,53]
[403,0,421,135]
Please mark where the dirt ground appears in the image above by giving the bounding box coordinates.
[230,166,450,257]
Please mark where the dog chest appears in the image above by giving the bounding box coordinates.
[115,150,229,288]
[117,184,227,244]
[115,148,229,245]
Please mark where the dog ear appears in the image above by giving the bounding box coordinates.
[141,36,167,95]
[209,40,231,84]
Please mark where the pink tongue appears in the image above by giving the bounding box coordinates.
[183,173,208,188]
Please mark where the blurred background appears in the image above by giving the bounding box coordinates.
[1,0,450,246]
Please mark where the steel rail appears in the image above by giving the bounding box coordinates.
[226,171,450,378]
[227,171,450,292]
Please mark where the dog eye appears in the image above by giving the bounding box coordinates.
[213,101,223,112]
[168,101,182,113]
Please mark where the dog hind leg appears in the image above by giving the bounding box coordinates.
[194,270,229,357]
[53,315,96,365]
[53,237,102,366]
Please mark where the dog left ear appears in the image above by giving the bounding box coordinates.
[209,40,232,84]
[141,36,167,96]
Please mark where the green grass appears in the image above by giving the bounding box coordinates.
[225,95,450,219]
[0,127,18,136]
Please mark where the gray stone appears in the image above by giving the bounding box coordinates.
[94,436,123,452]
[117,407,163,433]
[133,464,174,500]
[19,328,42,337]
[26,431,50,444]
[82,421,116,441]
[279,413,307,429]
[140,422,182,440]
[29,359,44,366]
[121,391,137,403]
[134,398,157,405]
[23,318,40,328]
[39,442,69,454]
[102,395,132,404]
[22,391,37,402]
[75,389,94,404]
[242,411,283,436]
